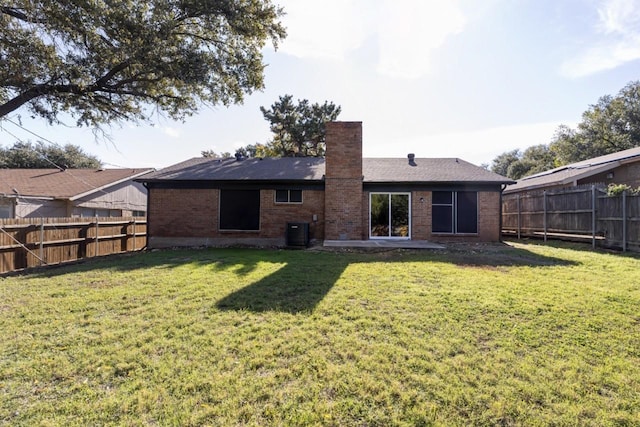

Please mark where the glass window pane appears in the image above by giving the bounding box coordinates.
[432,191,453,205]
[432,205,453,233]
[391,194,409,237]
[289,190,303,203]
[370,194,390,237]
[220,190,260,230]
[275,190,288,203]
[456,191,478,233]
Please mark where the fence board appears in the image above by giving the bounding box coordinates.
[503,187,640,253]
[0,217,146,273]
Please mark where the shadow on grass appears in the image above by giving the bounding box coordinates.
[12,243,580,313]
[215,255,351,313]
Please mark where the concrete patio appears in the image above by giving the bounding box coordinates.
[322,240,445,249]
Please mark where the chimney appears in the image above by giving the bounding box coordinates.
[325,122,362,179]
[324,121,364,240]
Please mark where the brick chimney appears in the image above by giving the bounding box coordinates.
[324,121,364,240]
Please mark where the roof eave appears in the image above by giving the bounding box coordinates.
[69,169,154,201]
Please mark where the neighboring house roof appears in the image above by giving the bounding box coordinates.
[504,146,640,194]
[0,168,154,200]
[140,157,513,185]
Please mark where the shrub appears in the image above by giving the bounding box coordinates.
[606,183,640,196]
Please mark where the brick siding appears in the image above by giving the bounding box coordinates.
[324,122,364,240]
[148,188,325,247]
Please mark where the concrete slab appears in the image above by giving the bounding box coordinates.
[322,240,445,249]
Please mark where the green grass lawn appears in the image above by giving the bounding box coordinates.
[1,241,639,426]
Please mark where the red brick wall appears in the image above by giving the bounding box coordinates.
[260,189,325,240]
[324,121,364,240]
[148,188,325,246]
[149,188,217,237]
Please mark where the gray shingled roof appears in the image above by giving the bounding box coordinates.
[140,156,512,184]
[363,158,512,183]
[504,146,640,193]
[141,157,326,181]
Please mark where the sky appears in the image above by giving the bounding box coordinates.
[3,0,640,170]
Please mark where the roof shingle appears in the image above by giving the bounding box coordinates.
[0,169,154,199]
[140,156,513,184]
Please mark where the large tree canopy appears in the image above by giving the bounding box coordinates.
[550,81,640,164]
[204,94,342,158]
[259,94,341,157]
[0,141,102,168]
[491,80,640,179]
[0,1,285,129]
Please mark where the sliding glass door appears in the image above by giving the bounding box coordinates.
[370,193,410,238]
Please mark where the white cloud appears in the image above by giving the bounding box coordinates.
[560,0,640,78]
[275,0,466,79]
[376,0,466,79]
[276,0,370,60]
[162,127,180,138]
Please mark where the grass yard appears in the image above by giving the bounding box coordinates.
[1,241,639,426]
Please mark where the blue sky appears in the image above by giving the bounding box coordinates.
[3,0,640,169]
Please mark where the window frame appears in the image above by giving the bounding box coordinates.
[219,189,261,231]
[431,191,478,235]
[369,192,411,239]
[274,189,303,204]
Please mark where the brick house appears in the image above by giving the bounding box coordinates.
[139,122,513,248]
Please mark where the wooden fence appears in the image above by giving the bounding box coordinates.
[502,185,640,252]
[0,217,147,274]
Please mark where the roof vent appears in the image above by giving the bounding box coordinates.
[408,153,416,166]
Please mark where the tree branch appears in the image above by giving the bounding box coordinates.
[0,6,46,23]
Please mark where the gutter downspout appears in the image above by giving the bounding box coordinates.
[143,182,150,250]
[500,184,507,243]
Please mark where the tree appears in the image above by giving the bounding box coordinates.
[259,95,341,157]
[490,145,555,180]
[490,80,640,179]
[550,81,640,163]
[0,1,285,129]
[201,150,231,159]
[490,149,520,177]
[0,141,102,168]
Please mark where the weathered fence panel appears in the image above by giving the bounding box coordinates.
[503,186,640,252]
[0,217,147,274]
[597,194,640,252]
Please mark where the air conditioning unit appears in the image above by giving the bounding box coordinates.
[286,222,309,247]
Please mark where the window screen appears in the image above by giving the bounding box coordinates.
[432,191,453,233]
[432,191,477,234]
[456,191,478,234]
[220,190,260,230]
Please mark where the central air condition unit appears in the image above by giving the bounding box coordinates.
[286,222,309,247]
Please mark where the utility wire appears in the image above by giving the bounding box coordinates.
[0,122,142,213]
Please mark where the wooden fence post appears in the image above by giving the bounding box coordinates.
[517,194,521,239]
[95,216,99,257]
[132,218,137,251]
[591,185,596,249]
[39,217,44,266]
[543,191,547,242]
[622,190,627,253]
